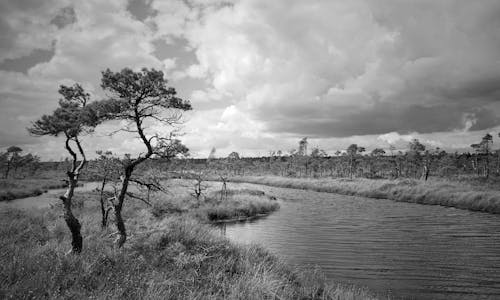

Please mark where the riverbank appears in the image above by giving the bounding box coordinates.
[0,186,375,299]
[227,176,500,214]
[0,178,70,201]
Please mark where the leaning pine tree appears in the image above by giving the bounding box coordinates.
[94,67,192,247]
[28,84,100,253]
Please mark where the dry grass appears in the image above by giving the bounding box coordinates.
[196,190,279,222]
[150,187,280,223]
[0,189,377,300]
[229,176,500,214]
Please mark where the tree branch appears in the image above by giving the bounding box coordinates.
[125,192,152,206]
[74,136,87,175]
[64,132,77,173]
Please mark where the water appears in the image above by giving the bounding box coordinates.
[221,182,500,299]
[0,182,100,210]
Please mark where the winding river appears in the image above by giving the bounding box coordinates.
[221,182,500,299]
[3,181,500,299]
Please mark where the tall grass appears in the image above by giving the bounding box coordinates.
[229,176,500,214]
[0,192,377,300]
[151,188,280,223]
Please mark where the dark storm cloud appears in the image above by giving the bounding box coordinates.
[50,6,77,29]
[0,47,55,74]
[0,0,63,62]
[127,0,155,22]
[216,0,500,138]
[265,104,500,138]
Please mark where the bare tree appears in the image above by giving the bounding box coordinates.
[93,150,120,229]
[190,172,208,202]
[28,83,99,253]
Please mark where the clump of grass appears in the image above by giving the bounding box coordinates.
[230,176,500,214]
[0,203,377,300]
[192,189,279,222]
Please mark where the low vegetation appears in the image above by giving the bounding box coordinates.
[229,175,500,214]
[149,184,279,223]
[195,189,279,222]
[0,189,376,300]
[0,178,69,201]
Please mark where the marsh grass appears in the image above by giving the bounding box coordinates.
[229,176,500,214]
[197,191,279,222]
[0,178,71,201]
[150,187,280,223]
[0,189,377,300]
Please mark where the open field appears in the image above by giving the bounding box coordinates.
[0,178,70,202]
[227,176,500,214]
[0,182,376,299]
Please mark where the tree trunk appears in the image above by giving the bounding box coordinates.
[114,172,131,248]
[99,178,108,228]
[64,206,82,253]
[114,206,126,247]
[485,154,490,179]
[4,160,11,179]
[60,176,82,253]
[423,165,430,181]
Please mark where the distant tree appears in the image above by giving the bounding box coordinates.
[227,151,242,175]
[310,147,327,177]
[189,171,208,202]
[471,133,493,178]
[13,153,40,178]
[4,146,22,178]
[408,139,426,179]
[346,144,365,179]
[370,148,386,177]
[371,148,386,157]
[298,137,308,156]
[228,151,240,160]
[28,83,100,253]
[93,67,191,247]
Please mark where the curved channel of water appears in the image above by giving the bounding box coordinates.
[222,182,500,299]
[0,182,100,210]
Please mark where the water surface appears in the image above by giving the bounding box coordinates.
[0,182,99,210]
[222,182,500,299]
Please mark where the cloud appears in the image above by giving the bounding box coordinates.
[175,0,500,139]
[1,0,500,159]
[0,0,68,62]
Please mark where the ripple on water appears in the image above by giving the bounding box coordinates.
[222,182,500,300]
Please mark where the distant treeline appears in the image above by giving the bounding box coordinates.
[4,134,499,182]
[165,135,500,181]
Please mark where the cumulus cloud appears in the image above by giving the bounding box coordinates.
[1,0,500,159]
[175,0,500,138]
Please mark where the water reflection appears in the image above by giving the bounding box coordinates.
[221,182,500,300]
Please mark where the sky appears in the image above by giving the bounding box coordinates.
[0,0,500,160]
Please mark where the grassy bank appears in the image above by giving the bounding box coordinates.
[149,186,279,223]
[195,189,279,222]
[0,179,70,201]
[229,176,500,214]
[0,188,376,299]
